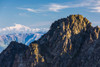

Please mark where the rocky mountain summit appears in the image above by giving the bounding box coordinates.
[0,15,100,67]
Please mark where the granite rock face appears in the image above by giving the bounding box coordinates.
[0,15,100,67]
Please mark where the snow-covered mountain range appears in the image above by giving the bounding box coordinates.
[0,24,48,35]
[0,33,44,52]
[0,24,48,52]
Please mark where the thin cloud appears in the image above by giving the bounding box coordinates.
[17,2,90,13]
[91,7,100,12]
[47,3,90,12]
[90,0,100,13]
[48,4,69,12]
[17,0,100,13]
[47,0,100,13]
[18,8,38,13]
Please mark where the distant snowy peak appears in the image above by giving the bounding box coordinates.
[2,24,31,31]
[0,33,44,53]
[0,24,49,35]
[0,24,48,52]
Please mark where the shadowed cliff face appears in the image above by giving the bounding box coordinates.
[0,15,100,67]
[0,41,28,67]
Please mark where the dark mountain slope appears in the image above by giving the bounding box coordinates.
[0,41,28,67]
[0,15,100,67]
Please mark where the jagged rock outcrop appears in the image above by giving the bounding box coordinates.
[0,15,100,67]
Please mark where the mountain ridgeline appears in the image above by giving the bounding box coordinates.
[0,15,100,67]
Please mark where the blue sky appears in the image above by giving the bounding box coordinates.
[0,0,100,29]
